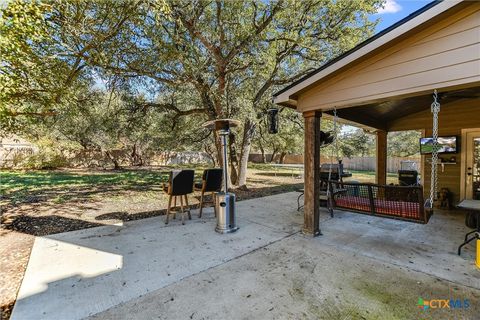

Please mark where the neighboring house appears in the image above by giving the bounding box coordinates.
[0,135,37,167]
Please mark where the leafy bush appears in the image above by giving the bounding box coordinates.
[22,149,69,169]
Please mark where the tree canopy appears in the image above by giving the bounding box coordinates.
[1,0,386,185]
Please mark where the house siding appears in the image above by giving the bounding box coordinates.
[297,3,480,112]
[389,99,480,204]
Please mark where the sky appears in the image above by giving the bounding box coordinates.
[372,0,434,33]
[341,0,433,133]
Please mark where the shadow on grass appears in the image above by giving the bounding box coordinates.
[1,181,169,211]
[234,183,303,201]
[2,167,306,209]
[1,183,303,237]
[1,169,168,191]
[0,168,213,209]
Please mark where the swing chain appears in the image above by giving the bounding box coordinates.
[333,108,339,162]
[326,108,338,204]
[428,90,441,209]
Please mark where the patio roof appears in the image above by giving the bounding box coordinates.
[323,86,480,131]
[273,0,464,107]
[273,0,479,133]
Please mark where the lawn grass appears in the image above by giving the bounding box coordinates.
[0,170,167,195]
[0,164,300,206]
[0,166,398,195]
[250,164,398,184]
[348,170,398,184]
[0,164,400,206]
[0,168,208,206]
[0,167,213,195]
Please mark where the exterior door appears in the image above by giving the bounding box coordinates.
[465,131,480,200]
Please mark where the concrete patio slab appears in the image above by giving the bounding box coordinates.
[318,210,480,289]
[11,193,301,320]
[89,234,480,320]
[11,192,480,319]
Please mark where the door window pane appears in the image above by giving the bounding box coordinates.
[473,138,480,199]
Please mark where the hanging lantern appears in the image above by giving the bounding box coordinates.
[267,108,279,134]
[320,130,335,147]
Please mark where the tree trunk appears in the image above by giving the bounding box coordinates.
[237,118,256,188]
[214,130,223,166]
[259,144,266,163]
[130,144,137,166]
[270,148,278,163]
[279,151,287,164]
[130,143,143,166]
[204,144,216,167]
[105,151,120,170]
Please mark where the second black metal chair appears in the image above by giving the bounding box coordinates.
[164,169,195,225]
[195,168,223,218]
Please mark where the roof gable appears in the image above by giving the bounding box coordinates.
[273,0,465,107]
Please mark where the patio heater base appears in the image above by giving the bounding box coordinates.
[215,192,239,234]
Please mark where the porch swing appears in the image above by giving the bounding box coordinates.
[326,90,442,224]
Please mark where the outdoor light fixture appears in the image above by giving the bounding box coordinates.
[267,108,279,134]
[203,119,240,234]
[319,130,335,147]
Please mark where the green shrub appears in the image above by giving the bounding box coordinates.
[22,149,69,169]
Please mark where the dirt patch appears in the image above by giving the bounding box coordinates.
[0,231,33,320]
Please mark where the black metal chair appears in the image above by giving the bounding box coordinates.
[398,170,419,186]
[297,168,341,212]
[195,168,223,218]
[458,211,480,255]
[164,170,195,225]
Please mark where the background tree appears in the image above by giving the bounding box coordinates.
[80,0,381,186]
[0,0,56,133]
[338,128,375,158]
[387,130,421,157]
[253,107,304,163]
[1,0,383,187]
[0,0,143,141]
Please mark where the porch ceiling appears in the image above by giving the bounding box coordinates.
[324,86,480,131]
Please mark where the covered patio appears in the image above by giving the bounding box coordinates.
[274,0,480,236]
[8,1,480,319]
[10,193,480,319]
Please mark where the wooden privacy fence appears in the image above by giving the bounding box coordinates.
[0,148,215,168]
[340,156,421,173]
[249,154,420,173]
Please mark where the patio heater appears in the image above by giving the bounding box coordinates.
[203,119,240,234]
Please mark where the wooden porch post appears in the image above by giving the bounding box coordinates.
[376,130,387,185]
[303,111,321,236]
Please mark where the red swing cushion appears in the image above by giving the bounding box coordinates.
[330,182,429,224]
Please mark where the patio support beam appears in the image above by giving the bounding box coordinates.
[376,130,387,185]
[303,110,322,236]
